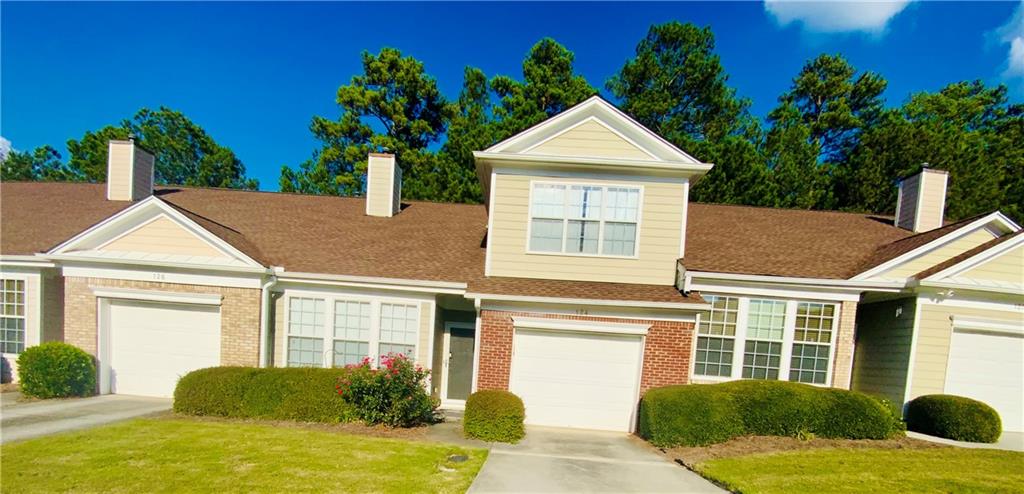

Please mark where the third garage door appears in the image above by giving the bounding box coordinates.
[508,329,644,432]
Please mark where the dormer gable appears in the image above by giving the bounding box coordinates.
[47,196,263,270]
[914,231,1024,294]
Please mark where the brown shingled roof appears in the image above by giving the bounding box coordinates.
[467,276,703,305]
[684,202,912,279]
[0,182,132,255]
[912,229,1023,280]
[850,212,994,276]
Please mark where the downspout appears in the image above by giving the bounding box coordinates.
[258,271,279,368]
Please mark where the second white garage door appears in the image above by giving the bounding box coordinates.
[944,328,1024,432]
[509,329,644,432]
[109,299,221,397]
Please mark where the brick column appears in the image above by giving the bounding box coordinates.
[831,300,858,390]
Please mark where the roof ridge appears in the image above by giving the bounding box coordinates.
[690,201,893,218]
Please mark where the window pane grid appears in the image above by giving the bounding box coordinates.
[333,340,369,367]
[794,302,835,344]
[790,343,830,384]
[742,340,782,380]
[288,336,323,367]
[699,296,739,336]
[288,297,324,337]
[334,301,370,341]
[529,183,639,257]
[380,303,418,346]
[747,299,786,340]
[0,279,26,354]
[695,336,734,377]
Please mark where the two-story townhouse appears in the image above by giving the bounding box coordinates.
[2,96,1021,433]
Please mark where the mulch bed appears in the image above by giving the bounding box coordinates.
[158,412,432,441]
[664,434,948,468]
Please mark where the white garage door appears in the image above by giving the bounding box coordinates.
[945,329,1024,432]
[509,329,643,432]
[109,300,221,397]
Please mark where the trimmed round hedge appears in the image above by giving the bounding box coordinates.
[463,390,525,443]
[174,367,356,423]
[17,342,96,399]
[906,394,1001,443]
[638,380,903,447]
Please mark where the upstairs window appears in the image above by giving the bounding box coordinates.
[529,183,640,257]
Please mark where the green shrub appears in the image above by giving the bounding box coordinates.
[336,354,437,427]
[906,394,1001,443]
[638,381,904,447]
[638,385,743,447]
[17,342,96,399]
[464,390,525,443]
[174,367,355,423]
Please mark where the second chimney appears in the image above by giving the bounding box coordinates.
[365,153,402,217]
[107,138,154,201]
[895,167,949,232]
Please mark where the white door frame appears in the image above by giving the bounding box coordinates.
[441,321,476,409]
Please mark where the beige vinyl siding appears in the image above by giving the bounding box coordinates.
[909,303,1023,400]
[416,301,431,367]
[958,244,1024,283]
[851,298,916,404]
[107,142,133,201]
[272,293,285,367]
[366,156,395,217]
[878,228,998,279]
[99,216,224,258]
[915,171,946,232]
[529,120,652,160]
[488,173,684,285]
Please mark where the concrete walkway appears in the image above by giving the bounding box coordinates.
[468,426,724,493]
[907,430,1024,452]
[1,393,171,444]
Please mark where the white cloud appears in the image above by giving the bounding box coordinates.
[0,136,10,161]
[765,0,913,34]
[996,1,1024,84]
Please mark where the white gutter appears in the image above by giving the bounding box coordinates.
[272,269,467,294]
[258,274,279,367]
[466,292,710,311]
[687,270,906,291]
[0,255,57,268]
[909,279,1024,297]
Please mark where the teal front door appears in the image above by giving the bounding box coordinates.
[445,326,475,401]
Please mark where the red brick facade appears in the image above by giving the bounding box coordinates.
[478,309,695,394]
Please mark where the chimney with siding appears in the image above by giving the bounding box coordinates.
[107,138,154,201]
[365,153,402,217]
[894,166,949,232]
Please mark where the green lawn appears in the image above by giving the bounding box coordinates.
[697,447,1024,494]
[1,418,486,493]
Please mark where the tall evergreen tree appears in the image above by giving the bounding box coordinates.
[280,48,450,198]
[1,145,74,182]
[608,22,771,205]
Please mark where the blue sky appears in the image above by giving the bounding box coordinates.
[3,1,1022,190]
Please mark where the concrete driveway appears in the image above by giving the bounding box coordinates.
[468,427,724,493]
[1,393,171,444]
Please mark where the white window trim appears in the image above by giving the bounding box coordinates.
[284,293,421,369]
[331,300,373,367]
[693,293,839,387]
[0,276,28,355]
[525,179,644,259]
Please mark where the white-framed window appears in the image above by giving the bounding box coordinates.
[528,182,640,257]
[742,299,786,380]
[0,279,26,354]
[287,297,325,367]
[379,303,418,360]
[694,295,738,377]
[693,294,838,386]
[789,302,835,384]
[284,294,421,369]
[332,300,371,367]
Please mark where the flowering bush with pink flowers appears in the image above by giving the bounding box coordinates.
[336,354,437,427]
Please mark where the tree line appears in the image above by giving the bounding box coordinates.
[5,22,1021,222]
